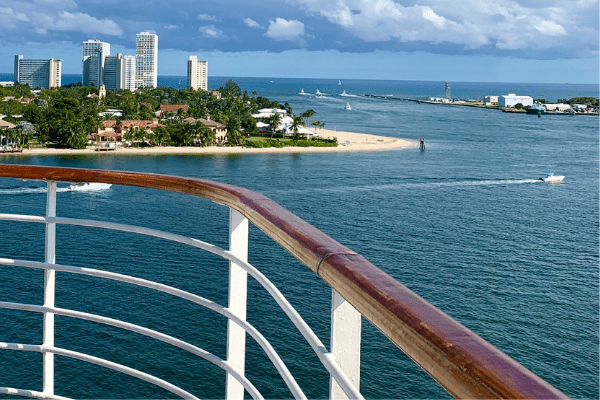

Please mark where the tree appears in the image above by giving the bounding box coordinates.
[514,103,524,110]
[222,79,242,98]
[268,112,281,140]
[291,115,303,142]
[311,120,322,132]
[301,109,315,127]
[225,114,242,145]
[241,116,258,136]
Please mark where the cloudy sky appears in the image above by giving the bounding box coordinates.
[1,0,598,83]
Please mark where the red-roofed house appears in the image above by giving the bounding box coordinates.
[159,104,188,116]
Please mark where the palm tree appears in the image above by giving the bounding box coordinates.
[291,115,303,142]
[301,109,315,127]
[269,112,281,140]
[311,120,322,132]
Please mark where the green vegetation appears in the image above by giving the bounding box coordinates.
[567,97,599,106]
[0,79,335,149]
[243,136,337,148]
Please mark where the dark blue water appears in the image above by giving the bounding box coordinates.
[0,78,598,399]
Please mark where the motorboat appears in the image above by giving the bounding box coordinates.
[68,182,113,191]
[299,88,307,95]
[338,80,342,85]
[315,89,323,96]
[344,102,352,110]
[340,90,348,97]
[540,173,564,183]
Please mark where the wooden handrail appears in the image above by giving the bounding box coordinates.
[0,164,567,399]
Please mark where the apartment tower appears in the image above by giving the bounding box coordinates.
[135,32,158,88]
[103,54,137,91]
[187,56,208,91]
[83,39,110,87]
[14,55,62,89]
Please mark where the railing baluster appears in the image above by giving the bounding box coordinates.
[329,290,361,400]
[226,209,249,399]
[43,181,57,396]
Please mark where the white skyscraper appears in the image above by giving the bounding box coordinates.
[187,56,208,91]
[135,32,158,88]
[14,55,62,89]
[83,39,110,87]
[122,55,137,91]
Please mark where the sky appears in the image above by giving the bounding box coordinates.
[0,0,598,84]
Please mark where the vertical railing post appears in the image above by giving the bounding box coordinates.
[225,209,248,399]
[43,181,57,396]
[329,290,361,400]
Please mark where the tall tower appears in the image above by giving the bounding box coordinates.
[445,82,451,100]
[135,32,158,89]
[83,40,110,87]
[15,55,62,89]
[187,56,208,91]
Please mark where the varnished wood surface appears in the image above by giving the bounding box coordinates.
[0,164,567,399]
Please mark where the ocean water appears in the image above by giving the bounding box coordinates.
[0,78,598,399]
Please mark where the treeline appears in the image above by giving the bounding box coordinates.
[0,79,284,148]
[533,96,598,106]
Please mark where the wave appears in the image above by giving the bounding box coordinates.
[0,183,112,195]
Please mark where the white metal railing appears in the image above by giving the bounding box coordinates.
[0,180,362,400]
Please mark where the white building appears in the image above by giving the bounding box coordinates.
[484,95,499,106]
[544,103,572,112]
[498,93,533,108]
[14,55,61,89]
[103,53,136,91]
[83,40,110,88]
[187,56,208,91]
[136,32,158,88]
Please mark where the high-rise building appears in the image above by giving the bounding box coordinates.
[122,55,137,91]
[103,54,123,91]
[187,56,208,91]
[83,40,110,87]
[135,32,158,88]
[14,55,62,89]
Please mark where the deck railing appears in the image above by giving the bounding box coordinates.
[0,165,567,399]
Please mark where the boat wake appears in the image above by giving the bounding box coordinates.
[270,179,542,195]
[0,183,112,195]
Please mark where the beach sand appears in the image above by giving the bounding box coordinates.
[2,129,414,156]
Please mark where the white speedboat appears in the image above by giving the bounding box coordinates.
[299,88,307,95]
[344,102,352,110]
[540,173,564,183]
[340,90,348,97]
[69,182,113,191]
[315,89,323,96]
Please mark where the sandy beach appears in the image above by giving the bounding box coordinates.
[1,129,414,156]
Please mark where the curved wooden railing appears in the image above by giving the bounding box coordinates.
[0,164,567,399]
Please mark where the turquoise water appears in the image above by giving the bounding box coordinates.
[0,78,598,399]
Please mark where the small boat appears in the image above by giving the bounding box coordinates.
[299,88,307,95]
[69,182,113,191]
[539,173,564,183]
[338,80,342,85]
[316,89,323,96]
[344,102,351,110]
[340,90,348,97]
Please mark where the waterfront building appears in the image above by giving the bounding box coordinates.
[14,55,61,89]
[484,95,499,106]
[187,56,208,91]
[498,93,534,108]
[136,32,158,88]
[83,40,110,88]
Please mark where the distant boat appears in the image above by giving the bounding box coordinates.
[299,88,307,95]
[539,173,564,183]
[338,80,342,85]
[316,89,323,95]
[340,90,348,97]
[344,102,352,110]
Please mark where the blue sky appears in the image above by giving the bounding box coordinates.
[1,0,598,83]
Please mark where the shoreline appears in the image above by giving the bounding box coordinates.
[1,129,414,156]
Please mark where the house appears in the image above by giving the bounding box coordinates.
[94,119,165,146]
[498,94,533,108]
[544,103,573,112]
[209,91,221,100]
[484,96,499,106]
[0,116,19,151]
[159,104,189,116]
[183,117,227,143]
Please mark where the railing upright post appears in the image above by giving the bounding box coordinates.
[43,181,57,396]
[329,290,361,400]
[225,209,248,400]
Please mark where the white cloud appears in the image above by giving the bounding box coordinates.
[265,18,306,42]
[164,24,180,30]
[40,11,124,35]
[197,14,218,21]
[244,18,262,29]
[289,0,593,52]
[199,25,224,38]
[0,7,29,29]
